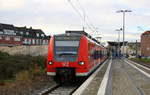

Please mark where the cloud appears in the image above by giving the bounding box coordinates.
[118,0,150,9]
[0,0,26,10]
[0,0,149,42]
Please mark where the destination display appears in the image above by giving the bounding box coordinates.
[55,36,80,41]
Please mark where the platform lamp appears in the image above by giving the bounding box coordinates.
[116,10,132,58]
[115,28,122,58]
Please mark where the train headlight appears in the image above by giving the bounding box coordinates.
[48,61,53,65]
[79,61,85,65]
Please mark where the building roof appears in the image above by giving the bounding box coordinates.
[15,26,26,31]
[142,31,150,35]
[0,23,14,30]
[0,23,49,39]
[26,28,46,38]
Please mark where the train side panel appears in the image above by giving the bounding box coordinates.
[76,36,89,76]
[47,36,55,75]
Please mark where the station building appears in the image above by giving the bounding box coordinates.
[0,23,50,46]
[107,41,141,58]
[141,31,150,57]
[127,42,141,57]
[107,41,127,57]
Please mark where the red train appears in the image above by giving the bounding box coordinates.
[47,31,107,83]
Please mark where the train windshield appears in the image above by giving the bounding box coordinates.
[54,35,80,62]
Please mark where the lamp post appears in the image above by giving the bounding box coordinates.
[116,9,132,58]
[115,28,122,58]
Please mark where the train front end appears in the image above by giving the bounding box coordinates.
[47,33,88,82]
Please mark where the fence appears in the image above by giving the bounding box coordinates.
[0,45,48,56]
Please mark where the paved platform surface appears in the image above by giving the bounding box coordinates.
[127,59,150,74]
[78,59,150,95]
[123,59,150,95]
[81,61,109,95]
[112,59,149,95]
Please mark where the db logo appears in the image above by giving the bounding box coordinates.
[63,62,69,67]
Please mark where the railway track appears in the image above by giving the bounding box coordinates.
[39,59,108,95]
[39,84,79,95]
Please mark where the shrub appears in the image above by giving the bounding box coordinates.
[0,51,46,82]
[0,51,9,60]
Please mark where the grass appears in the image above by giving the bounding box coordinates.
[0,51,47,84]
[130,58,150,63]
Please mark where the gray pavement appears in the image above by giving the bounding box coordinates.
[124,60,150,95]
[112,59,141,95]
[127,60,150,74]
[112,59,150,95]
[78,59,150,95]
[81,60,109,95]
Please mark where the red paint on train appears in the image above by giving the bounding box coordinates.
[47,32,107,81]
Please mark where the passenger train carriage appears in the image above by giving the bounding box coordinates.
[47,31,107,82]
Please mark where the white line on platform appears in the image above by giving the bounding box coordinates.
[125,60,150,78]
[72,60,108,95]
[126,59,150,71]
[97,59,112,95]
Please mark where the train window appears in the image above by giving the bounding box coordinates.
[102,50,104,56]
[92,50,100,59]
[54,36,81,62]
[54,46,79,62]
[55,41,79,47]
[98,51,100,58]
[55,47,78,55]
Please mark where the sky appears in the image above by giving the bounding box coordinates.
[0,0,150,43]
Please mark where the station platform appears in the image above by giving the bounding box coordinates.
[73,59,150,95]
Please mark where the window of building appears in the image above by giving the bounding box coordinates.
[43,40,45,44]
[5,36,10,41]
[4,29,16,35]
[14,37,20,41]
[36,33,39,37]
[20,31,23,35]
[32,39,35,44]
[26,32,29,35]
[46,40,49,44]
[41,34,44,37]
[0,31,3,34]
[24,38,31,45]
[39,39,40,44]
[36,39,39,44]
[44,40,47,44]
[28,39,31,44]
[45,40,47,44]
[24,38,27,44]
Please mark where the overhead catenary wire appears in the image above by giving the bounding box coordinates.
[76,0,98,32]
[67,0,98,33]
[68,0,83,20]
[75,0,86,29]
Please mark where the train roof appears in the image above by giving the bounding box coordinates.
[55,33,81,37]
[66,30,104,47]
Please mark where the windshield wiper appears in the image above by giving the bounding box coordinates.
[58,53,76,56]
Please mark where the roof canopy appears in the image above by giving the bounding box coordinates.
[107,41,128,46]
